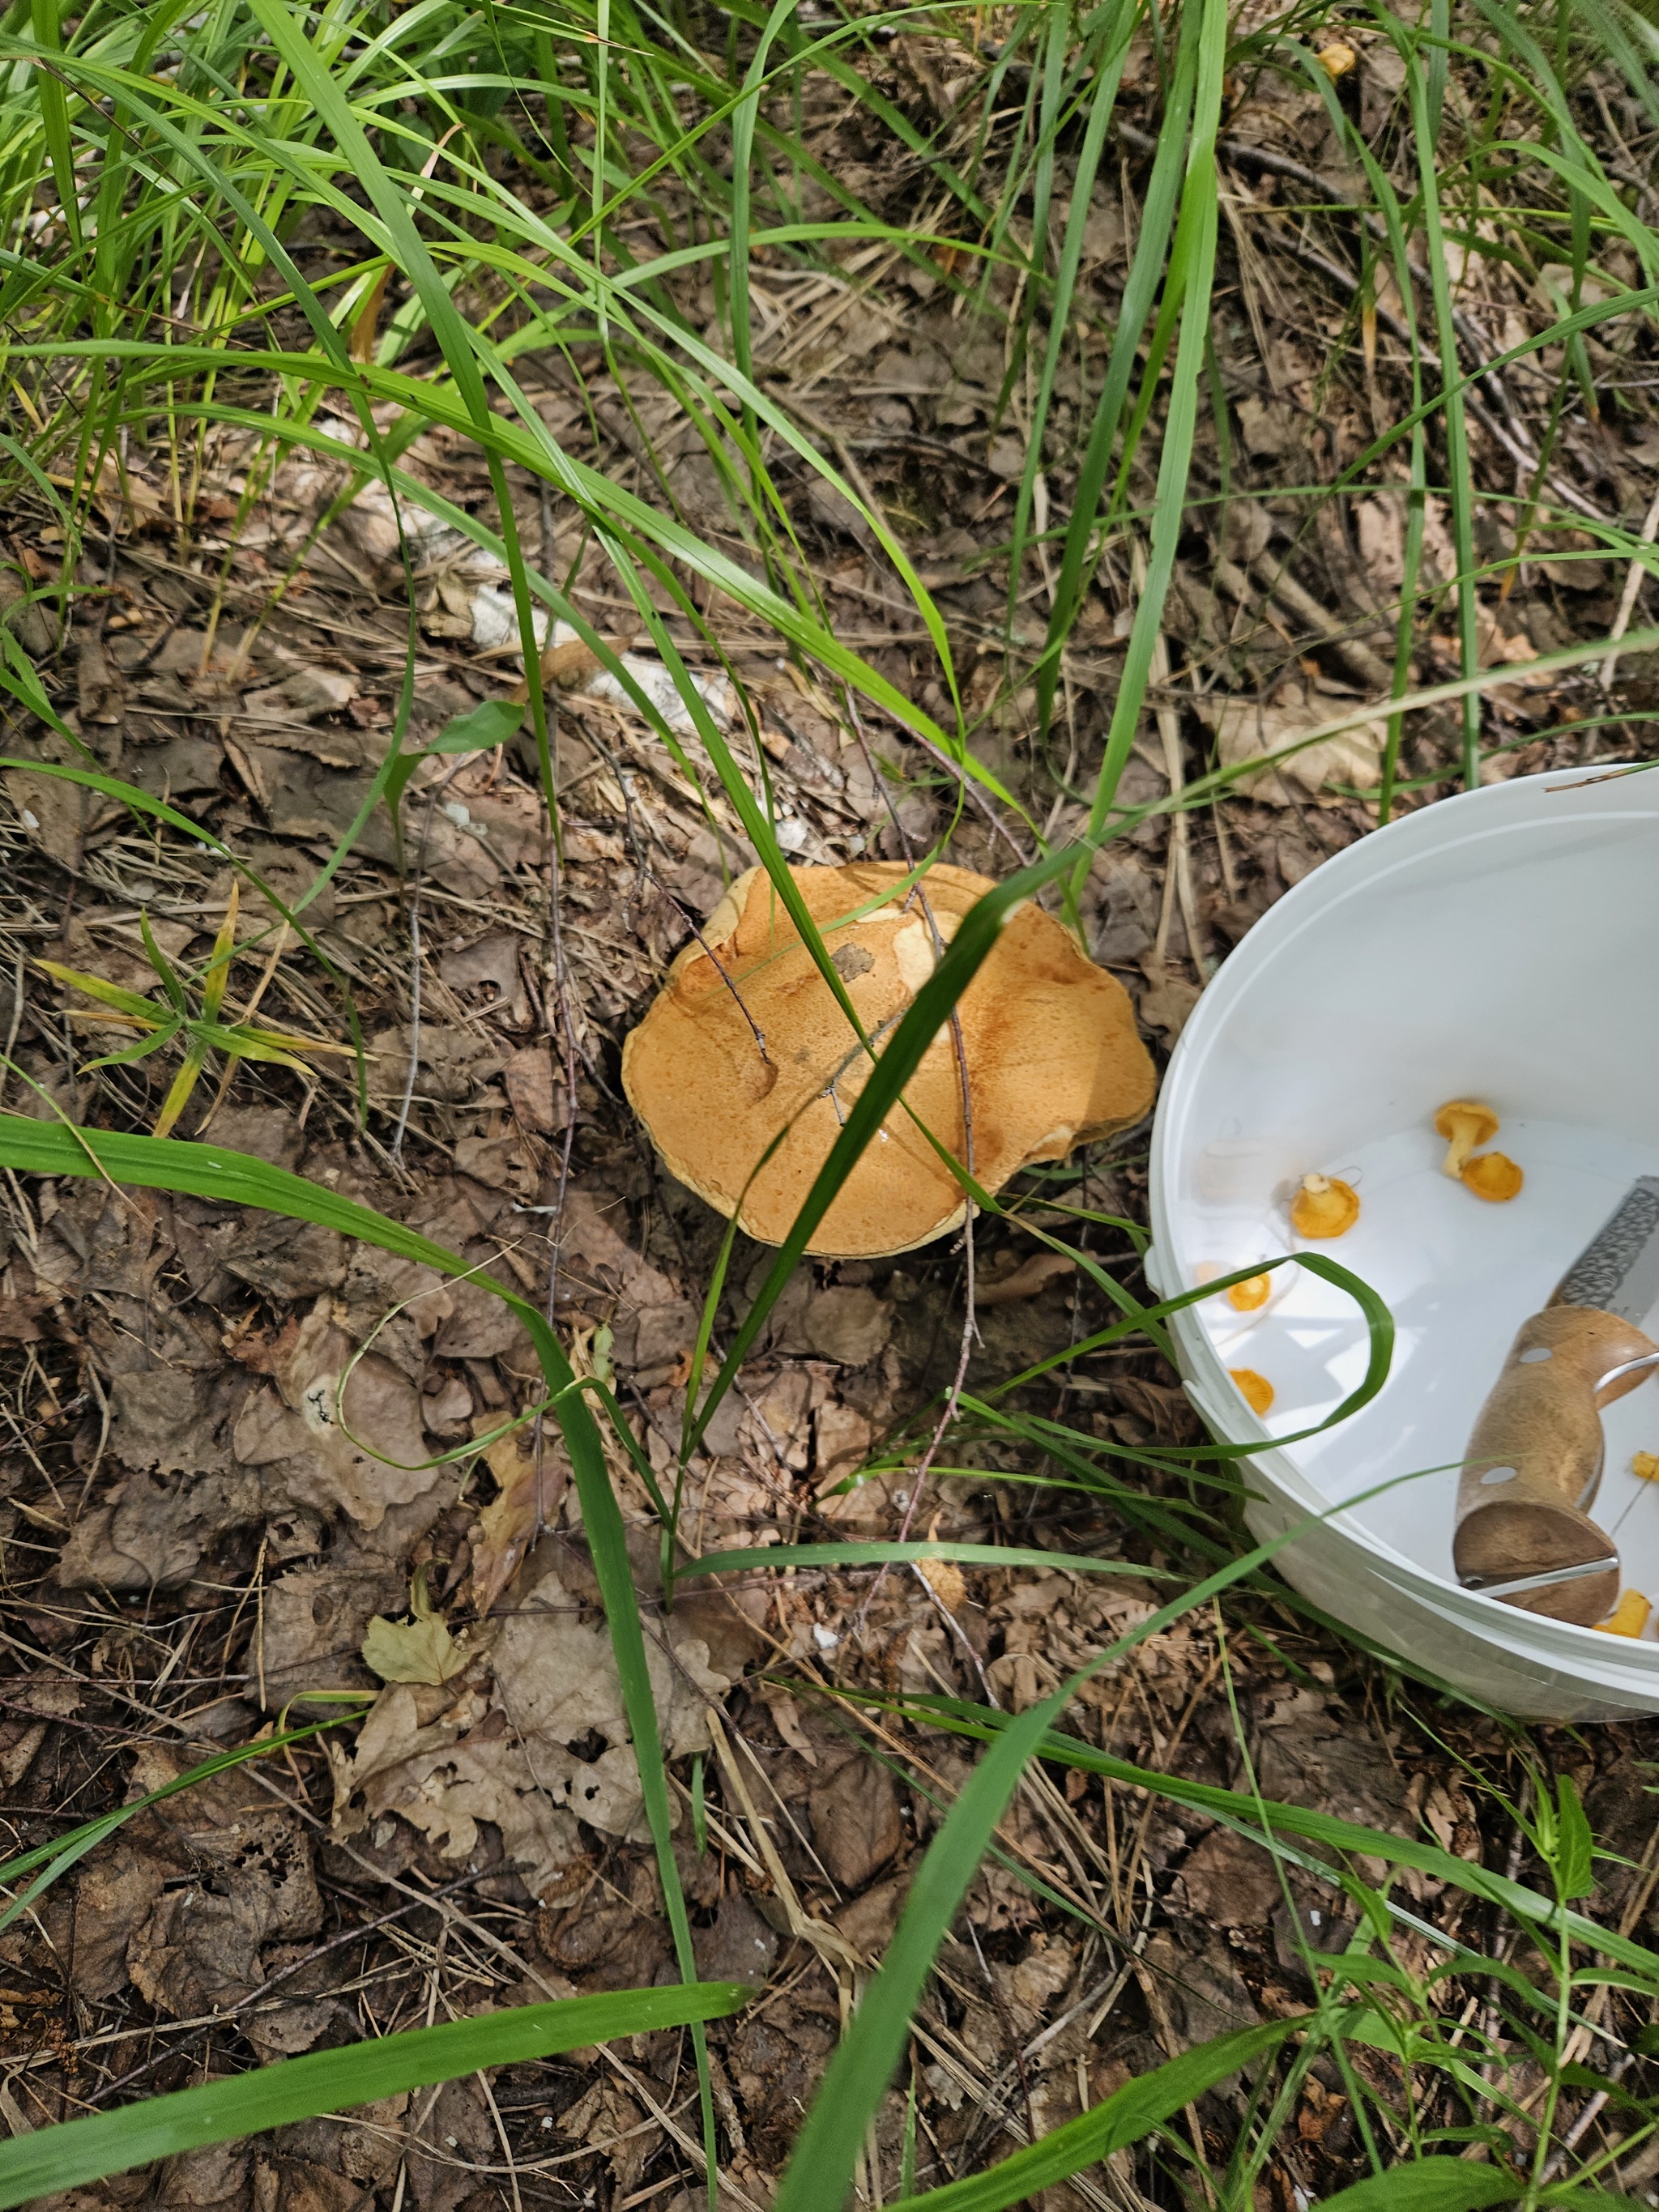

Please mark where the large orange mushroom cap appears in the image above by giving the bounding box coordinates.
[621,861,1157,1259]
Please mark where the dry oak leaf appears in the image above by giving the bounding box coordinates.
[469,1424,568,1616]
[362,1568,472,1686]
[1137,958,1204,1046]
[334,1564,731,1897]
[802,1283,893,1364]
[67,1842,165,2002]
[330,1684,583,1903]
[233,1294,437,1528]
[1197,686,1384,804]
[257,1562,405,1710]
[0,1677,79,1792]
[975,1250,1077,1306]
[58,1466,255,1594]
[808,1748,902,1890]
[501,1042,561,1132]
[497,1563,727,1755]
[242,665,360,724]
[556,1187,697,1380]
[1173,1826,1282,1924]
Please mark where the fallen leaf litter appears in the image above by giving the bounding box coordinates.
[0,25,1654,2205]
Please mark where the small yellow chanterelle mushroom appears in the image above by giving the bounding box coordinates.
[1435,1099,1499,1180]
[1290,1173,1360,1238]
[1596,1589,1651,1639]
[1462,1151,1524,1203]
[1230,1368,1274,1417]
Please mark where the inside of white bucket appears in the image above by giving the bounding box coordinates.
[1160,784,1659,1609]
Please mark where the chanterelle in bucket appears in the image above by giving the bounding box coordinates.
[1433,1097,1524,1201]
[1290,1172,1359,1238]
[1434,1098,1499,1178]
[621,860,1156,1259]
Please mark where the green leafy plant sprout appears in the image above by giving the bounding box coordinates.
[37,882,355,1137]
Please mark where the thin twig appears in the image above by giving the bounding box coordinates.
[389,761,468,1162]
[1601,484,1659,689]
[532,723,582,1544]
[643,866,770,1064]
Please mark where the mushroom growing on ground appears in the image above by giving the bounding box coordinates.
[1290,1173,1360,1239]
[622,862,1157,1259]
[1461,1151,1525,1203]
[1435,1099,1499,1179]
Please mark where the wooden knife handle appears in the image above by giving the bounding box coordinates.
[1452,1305,1657,1625]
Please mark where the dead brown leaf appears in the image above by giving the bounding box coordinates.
[802,1284,893,1365]
[808,1746,902,1890]
[975,1251,1077,1306]
[233,1294,438,1529]
[469,1424,566,1615]
[332,1562,730,1898]
[1196,686,1385,803]
[501,1042,561,1132]
[1173,1826,1281,1924]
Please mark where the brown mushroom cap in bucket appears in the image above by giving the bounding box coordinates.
[621,861,1157,1259]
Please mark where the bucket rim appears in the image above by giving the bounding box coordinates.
[1146,761,1659,1664]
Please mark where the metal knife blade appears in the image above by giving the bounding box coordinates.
[1551,1176,1659,1325]
[1457,1553,1618,1600]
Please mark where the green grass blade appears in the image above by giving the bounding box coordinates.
[35,962,163,1021]
[769,1519,1341,2212]
[1405,47,1481,789]
[1077,0,1225,850]
[889,2020,1301,2212]
[28,0,80,251]
[0,624,89,752]
[1310,2167,1531,2212]
[683,843,1095,1455]
[983,1250,1395,1453]
[851,1688,1659,1978]
[1034,14,1195,736]
[0,1115,713,2165]
[81,1021,186,1073]
[727,0,798,403]
[680,1542,1171,1582]
[0,1984,750,2209]
[0,1719,349,1936]
[238,0,553,781]
[1005,0,1136,650]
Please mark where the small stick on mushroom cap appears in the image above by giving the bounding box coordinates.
[1435,1098,1500,1179]
[1290,1172,1360,1239]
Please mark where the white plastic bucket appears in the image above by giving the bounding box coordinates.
[1148,763,1659,1720]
